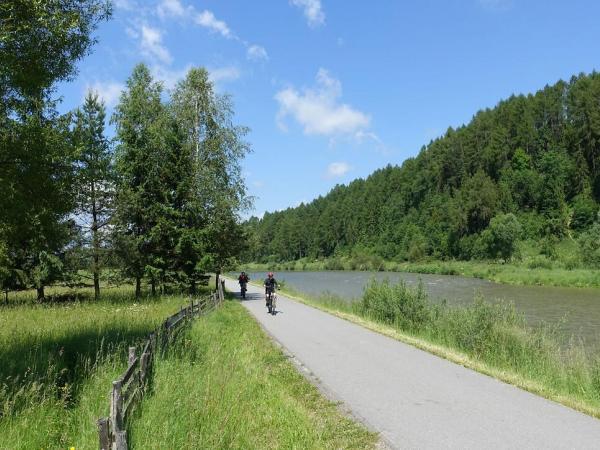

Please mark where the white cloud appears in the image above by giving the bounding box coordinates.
[208,66,241,84]
[247,45,268,61]
[157,0,187,18]
[140,24,172,64]
[195,10,232,38]
[84,81,124,108]
[291,0,325,27]
[326,162,351,178]
[275,68,370,137]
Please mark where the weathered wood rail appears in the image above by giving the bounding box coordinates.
[98,279,225,450]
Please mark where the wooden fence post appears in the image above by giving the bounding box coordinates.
[128,347,136,367]
[111,380,123,433]
[114,430,127,450]
[140,352,149,386]
[97,417,110,450]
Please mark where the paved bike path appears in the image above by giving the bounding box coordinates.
[223,277,600,449]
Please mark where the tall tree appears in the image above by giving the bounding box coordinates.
[171,68,251,289]
[72,92,114,300]
[112,63,166,298]
[0,0,111,299]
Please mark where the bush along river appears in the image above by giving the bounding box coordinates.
[235,270,600,350]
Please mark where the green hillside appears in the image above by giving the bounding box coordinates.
[244,72,600,267]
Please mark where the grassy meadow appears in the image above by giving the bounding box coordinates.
[0,282,377,449]
[0,285,196,449]
[269,279,600,419]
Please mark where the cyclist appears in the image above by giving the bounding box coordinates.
[263,272,278,309]
[238,272,249,299]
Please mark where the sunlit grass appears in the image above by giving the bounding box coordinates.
[129,301,378,449]
[0,285,200,449]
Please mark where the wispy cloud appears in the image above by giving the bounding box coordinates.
[326,162,351,178]
[208,66,241,84]
[275,68,370,137]
[291,0,325,27]
[247,45,269,61]
[195,10,232,38]
[140,24,172,64]
[154,0,266,65]
[84,81,124,108]
[157,0,188,18]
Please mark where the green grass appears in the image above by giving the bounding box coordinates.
[271,279,600,419]
[0,286,198,450]
[129,300,378,449]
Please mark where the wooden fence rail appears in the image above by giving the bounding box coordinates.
[98,279,225,450]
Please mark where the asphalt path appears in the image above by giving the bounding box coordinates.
[224,277,600,449]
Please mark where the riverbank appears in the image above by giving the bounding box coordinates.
[248,279,600,419]
[241,255,600,288]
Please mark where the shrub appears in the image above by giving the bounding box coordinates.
[358,279,429,330]
[578,223,600,268]
[480,213,522,260]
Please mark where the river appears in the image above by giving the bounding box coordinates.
[236,270,600,350]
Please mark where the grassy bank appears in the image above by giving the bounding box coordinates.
[131,302,376,449]
[129,300,377,449]
[269,280,600,419]
[241,251,600,288]
[0,287,195,449]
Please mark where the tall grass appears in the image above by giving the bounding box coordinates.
[0,287,196,449]
[286,279,600,417]
[129,301,378,449]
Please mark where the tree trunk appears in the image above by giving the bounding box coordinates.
[150,278,156,297]
[135,277,141,299]
[91,183,101,301]
[190,279,196,296]
[215,271,220,291]
[37,286,45,302]
[4,290,8,305]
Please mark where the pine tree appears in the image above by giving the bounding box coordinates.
[72,92,114,300]
[112,63,166,298]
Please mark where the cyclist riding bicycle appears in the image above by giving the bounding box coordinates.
[238,272,249,299]
[263,272,278,309]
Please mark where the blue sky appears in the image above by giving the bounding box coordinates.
[57,0,600,218]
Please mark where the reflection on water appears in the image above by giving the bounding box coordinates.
[238,270,600,349]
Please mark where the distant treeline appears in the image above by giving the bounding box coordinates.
[0,2,249,300]
[244,72,600,265]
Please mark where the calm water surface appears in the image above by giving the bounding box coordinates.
[239,270,600,349]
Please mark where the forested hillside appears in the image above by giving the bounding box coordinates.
[245,73,600,265]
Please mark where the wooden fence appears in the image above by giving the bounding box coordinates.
[98,279,225,450]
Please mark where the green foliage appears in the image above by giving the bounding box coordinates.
[358,279,429,329]
[244,72,600,265]
[480,213,522,259]
[578,223,600,268]
[0,0,111,297]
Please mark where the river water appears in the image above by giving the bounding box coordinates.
[238,270,600,349]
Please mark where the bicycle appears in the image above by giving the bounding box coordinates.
[240,282,247,299]
[266,290,277,315]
